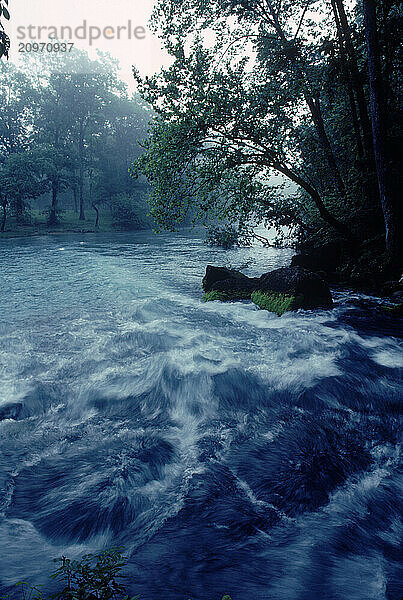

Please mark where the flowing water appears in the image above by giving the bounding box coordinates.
[0,231,401,600]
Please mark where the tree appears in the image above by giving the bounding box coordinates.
[133,26,354,239]
[0,150,48,225]
[87,92,151,202]
[0,64,35,155]
[59,52,127,220]
[36,145,77,226]
[20,50,129,221]
[133,0,401,272]
[0,46,152,233]
[0,193,7,231]
[362,0,401,267]
[1,49,151,228]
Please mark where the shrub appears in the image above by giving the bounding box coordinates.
[110,194,151,231]
[0,550,232,600]
[1,549,138,600]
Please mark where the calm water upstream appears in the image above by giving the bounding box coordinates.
[0,231,402,600]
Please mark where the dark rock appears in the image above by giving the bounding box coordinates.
[0,402,23,421]
[291,242,342,276]
[202,265,333,312]
[258,266,333,309]
[379,280,403,296]
[202,265,258,295]
[291,253,321,271]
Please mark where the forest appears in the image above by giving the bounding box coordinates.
[0,48,152,235]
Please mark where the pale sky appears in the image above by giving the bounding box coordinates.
[8,0,170,90]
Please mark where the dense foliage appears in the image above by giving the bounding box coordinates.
[0,0,10,60]
[133,0,401,276]
[0,49,152,231]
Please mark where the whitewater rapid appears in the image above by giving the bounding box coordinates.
[0,232,401,600]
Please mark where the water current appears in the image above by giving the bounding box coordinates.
[0,232,401,599]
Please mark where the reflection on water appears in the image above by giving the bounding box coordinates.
[0,232,402,600]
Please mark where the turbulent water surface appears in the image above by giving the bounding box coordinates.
[0,231,402,600]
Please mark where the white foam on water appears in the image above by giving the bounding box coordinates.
[0,233,401,598]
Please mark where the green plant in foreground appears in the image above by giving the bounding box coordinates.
[50,548,139,600]
[1,549,232,600]
[1,549,138,600]
[2,582,44,600]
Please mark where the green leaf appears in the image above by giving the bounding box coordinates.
[2,6,10,19]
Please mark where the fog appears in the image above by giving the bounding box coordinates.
[8,0,169,88]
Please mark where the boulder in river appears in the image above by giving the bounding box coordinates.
[203,265,333,315]
[202,265,259,300]
[256,266,333,311]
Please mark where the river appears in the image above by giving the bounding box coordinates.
[0,231,401,600]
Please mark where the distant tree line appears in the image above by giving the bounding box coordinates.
[0,48,152,232]
[134,0,401,278]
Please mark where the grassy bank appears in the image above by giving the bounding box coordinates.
[0,210,143,239]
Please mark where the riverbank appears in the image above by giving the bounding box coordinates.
[0,209,151,239]
[291,237,403,299]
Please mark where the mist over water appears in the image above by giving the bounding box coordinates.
[0,232,401,600]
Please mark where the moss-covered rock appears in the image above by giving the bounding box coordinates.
[202,265,333,315]
[251,291,305,315]
[258,266,333,309]
[203,290,251,302]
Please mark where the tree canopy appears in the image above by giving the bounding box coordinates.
[133,0,401,271]
[0,48,152,231]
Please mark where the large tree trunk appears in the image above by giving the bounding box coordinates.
[304,93,348,200]
[48,181,59,226]
[73,186,78,213]
[15,197,24,223]
[78,120,86,221]
[92,203,100,229]
[363,0,401,267]
[334,0,374,157]
[264,0,349,203]
[330,0,364,159]
[332,0,381,215]
[79,176,85,221]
